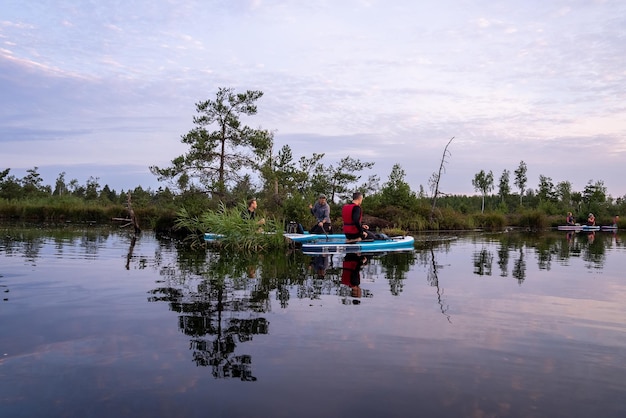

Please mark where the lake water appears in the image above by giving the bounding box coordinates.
[1,226,625,418]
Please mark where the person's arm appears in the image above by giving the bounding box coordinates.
[321,205,330,223]
[313,203,322,221]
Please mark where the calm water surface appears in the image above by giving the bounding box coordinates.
[1,226,625,418]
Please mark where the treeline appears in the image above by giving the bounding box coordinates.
[1,161,624,232]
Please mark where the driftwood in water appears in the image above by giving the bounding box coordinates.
[112,192,141,235]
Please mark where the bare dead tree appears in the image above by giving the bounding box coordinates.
[429,136,454,222]
[125,192,141,235]
[112,191,141,235]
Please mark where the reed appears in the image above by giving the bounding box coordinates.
[0,197,179,231]
[175,202,288,251]
[471,212,507,230]
[514,209,549,230]
[0,198,121,222]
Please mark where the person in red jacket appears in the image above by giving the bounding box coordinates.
[342,192,372,243]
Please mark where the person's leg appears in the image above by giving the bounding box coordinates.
[345,233,361,243]
[363,230,376,241]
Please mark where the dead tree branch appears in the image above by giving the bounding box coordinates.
[112,192,141,235]
[429,136,454,222]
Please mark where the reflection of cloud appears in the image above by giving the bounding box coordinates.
[448,282,626,353]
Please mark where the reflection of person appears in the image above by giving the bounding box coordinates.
[587,213,595,226]
[342,192,374,243]
[587,231,595,244]
[247,266,256,278]
[566,212,576,225]
[309,194,331,234]
[310,255,329,278]
[341,253,369,298]
[242,198,265,226]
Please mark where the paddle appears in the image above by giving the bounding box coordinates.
[319,222,328,241]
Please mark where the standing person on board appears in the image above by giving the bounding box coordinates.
[308,194,332,234]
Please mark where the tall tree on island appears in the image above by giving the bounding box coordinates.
[472,169,494,213]
[514,160,528,206]
[150,87,273,198]
[498,169,510,203]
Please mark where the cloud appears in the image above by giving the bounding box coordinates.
[1,0,625,198]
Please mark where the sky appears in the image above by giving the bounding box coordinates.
[1,0,625,198]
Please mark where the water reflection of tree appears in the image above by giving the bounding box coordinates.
[300,255,342,301]
[550,231,607,268]
[488,231,618,281]
[0,226,114,263]
[582,232,606,268]
[484,233,527,284]
[149,274,266,380]
[497,243,509,277]
[473,247,493,276]
[533,234,557,271]
[125,235,136,270]
[146,245,426,376]
[512,248,526,284]
[422,244,452,323]
[378,251,415,295]
[147,248,321,381]
[0,230,45,262]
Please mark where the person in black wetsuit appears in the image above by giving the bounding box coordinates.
[242,198,265,226]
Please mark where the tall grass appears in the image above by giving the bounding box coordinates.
[513,209,549,230]
[0,197,124,223]
[471,212,507,230]
[0,197,176,231]
[430,207,473,230]
[175,201,288,251]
